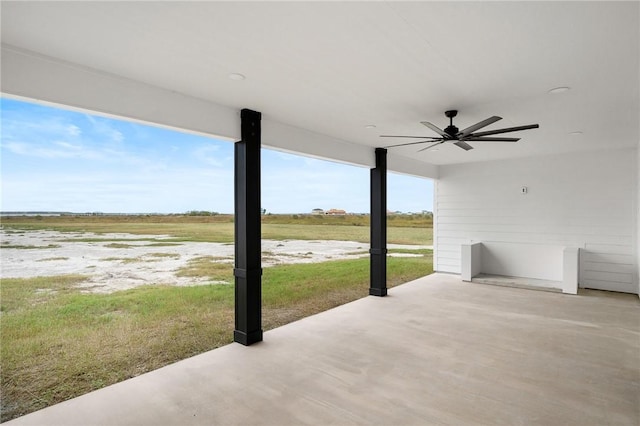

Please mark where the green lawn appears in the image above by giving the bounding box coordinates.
[1,255,432,422]
[0,215,433,421]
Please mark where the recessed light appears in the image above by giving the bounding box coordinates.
[365,125,376,129]
[569,131,583,136]
[548,86,570,94]
[228,73,246,81]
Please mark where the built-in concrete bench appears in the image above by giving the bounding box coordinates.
[461,241,579,294]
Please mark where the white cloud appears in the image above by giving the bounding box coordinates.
[84,114,124,144]
[192,144,225,167]
[66,124,81,137]
[1,109,83,142]
[2,141,30,155]
[54,140,82,150]
[2,140,105,160]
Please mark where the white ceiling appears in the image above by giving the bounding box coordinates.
[1,1,638,166]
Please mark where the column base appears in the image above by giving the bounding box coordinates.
[234,329,263,346]
[369,287,388,297]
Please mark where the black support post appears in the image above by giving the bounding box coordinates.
[370,148,387,296]
[234,109,263,346]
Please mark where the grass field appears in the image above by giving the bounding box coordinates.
[0,214,433,245]
[1,215,433,421]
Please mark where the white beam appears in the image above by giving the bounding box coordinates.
[1,45,438,179]
[1,45,240,141]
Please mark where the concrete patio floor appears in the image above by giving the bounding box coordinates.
[7,273,639,426]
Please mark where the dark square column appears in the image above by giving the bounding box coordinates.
[234,109,263,345]
[370,148,387,296]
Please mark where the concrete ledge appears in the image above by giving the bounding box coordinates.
[562,247,580,295]
[461,242,580,294]
[471,273,562,293]
[461,242,482,282]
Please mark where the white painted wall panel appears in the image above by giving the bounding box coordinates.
[582,252,635,265]
[435,148,638,294]
[481,242,564,282]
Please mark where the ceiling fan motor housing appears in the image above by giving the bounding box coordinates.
[445,125,459,137]
[444,110,458,137]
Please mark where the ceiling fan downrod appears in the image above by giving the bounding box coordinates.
[444,110,458,137]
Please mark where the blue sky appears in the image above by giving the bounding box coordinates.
[1,98,433,214]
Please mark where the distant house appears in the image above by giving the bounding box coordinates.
[311,208,324,215]
[325,209,346,216]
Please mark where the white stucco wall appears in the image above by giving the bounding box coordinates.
[435,148,638,294]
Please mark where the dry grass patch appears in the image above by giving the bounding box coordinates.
[104,243,136,249]
[100,257,143,264]
[145,253,180,259]
[100,253,180,264]
[176,256,234,283]
[36,257,69,262]
[1,244,61,250]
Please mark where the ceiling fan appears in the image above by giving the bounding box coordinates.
[380,110,539,152]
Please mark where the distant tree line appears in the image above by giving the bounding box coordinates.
[185,210,220,216]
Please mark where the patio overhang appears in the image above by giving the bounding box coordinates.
[2,2,636,171]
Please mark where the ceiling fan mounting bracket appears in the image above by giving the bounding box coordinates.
[444,110,458,119]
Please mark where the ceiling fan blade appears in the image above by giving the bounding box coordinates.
[464,137,520,142]
[383,139,443,148]
[470,124,539,138]
[454,141,474,151]
[380,135,434,138]
[457,116,502,138]
[420,121,449,138]
[417,141,445,152]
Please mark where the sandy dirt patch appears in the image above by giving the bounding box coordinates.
[1,229,431,293]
